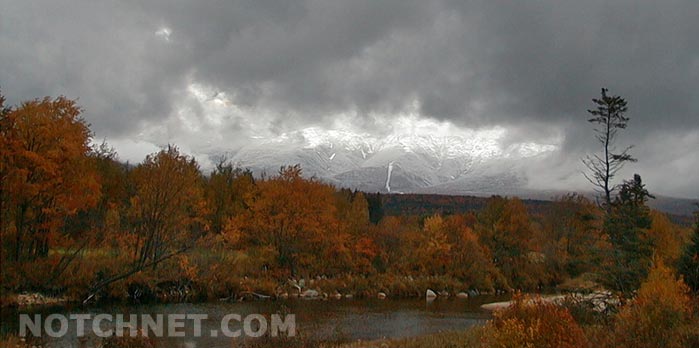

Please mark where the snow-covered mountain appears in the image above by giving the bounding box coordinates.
[228,127,557,194]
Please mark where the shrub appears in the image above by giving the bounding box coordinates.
[481,294,588,348]
[610,261,697,348]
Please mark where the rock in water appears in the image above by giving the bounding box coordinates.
[425,289,437,299]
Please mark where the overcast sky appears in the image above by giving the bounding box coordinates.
[1,0,697,198]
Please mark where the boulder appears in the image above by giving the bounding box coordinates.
[301,289,319,298]
[456,292,469,299]
[377,292,387,300]
[425,289,437,299]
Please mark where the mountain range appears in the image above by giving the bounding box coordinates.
[230,127,554,193]
[225,127,696,216]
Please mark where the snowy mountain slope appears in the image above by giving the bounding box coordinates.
[228,127,553,194]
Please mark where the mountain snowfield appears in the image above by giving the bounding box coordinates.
[229,126,558,194]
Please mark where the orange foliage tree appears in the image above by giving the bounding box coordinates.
[482,294,588,348]
[0,95,99,261]
[82,146,207,302]
[224,165,341,276]
[444,215,505,290]
[336,190,377,274]
[128,145,207,269]
[204,159,255,234]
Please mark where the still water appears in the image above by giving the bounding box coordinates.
[1,296,508,347]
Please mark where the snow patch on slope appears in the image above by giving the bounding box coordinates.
[385,161,395,192]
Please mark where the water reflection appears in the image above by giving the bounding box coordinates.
[1,295,508,347]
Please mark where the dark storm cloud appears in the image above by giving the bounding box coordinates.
[1,0,697,196]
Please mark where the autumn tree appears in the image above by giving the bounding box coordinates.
[540,194,602,278]
[205,159,254,234]
[62,142,130,245]
[336,190,377,274]
[0,96,99,261]
[602,174,655,296]
[418,214,452,274]
[583,88,636,210]
[224,165,340,276]
[444,214,504,290]
[82,146,207,302]
[372,216,414,273]
[611,261,696,348]
[646,210,691,266]
[128,145,207,269]
[482,295,588,348]
[478,197,537,289]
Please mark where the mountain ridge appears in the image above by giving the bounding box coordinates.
[222,127,696,216]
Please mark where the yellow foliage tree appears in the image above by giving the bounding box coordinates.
[420,214,453,274]
[647,210,690,265]
[479,197,537,289]
[611,260,697,348]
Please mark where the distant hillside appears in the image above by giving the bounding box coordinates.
[371,193,696,227]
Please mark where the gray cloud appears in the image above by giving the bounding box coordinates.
[1,0,697,197]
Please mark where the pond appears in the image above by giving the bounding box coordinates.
[1,295,509,347]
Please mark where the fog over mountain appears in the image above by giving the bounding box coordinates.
[1,0,698,198]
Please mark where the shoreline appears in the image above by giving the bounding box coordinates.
[1,292,70,308]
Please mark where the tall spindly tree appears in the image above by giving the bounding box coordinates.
[583,88,636,210]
